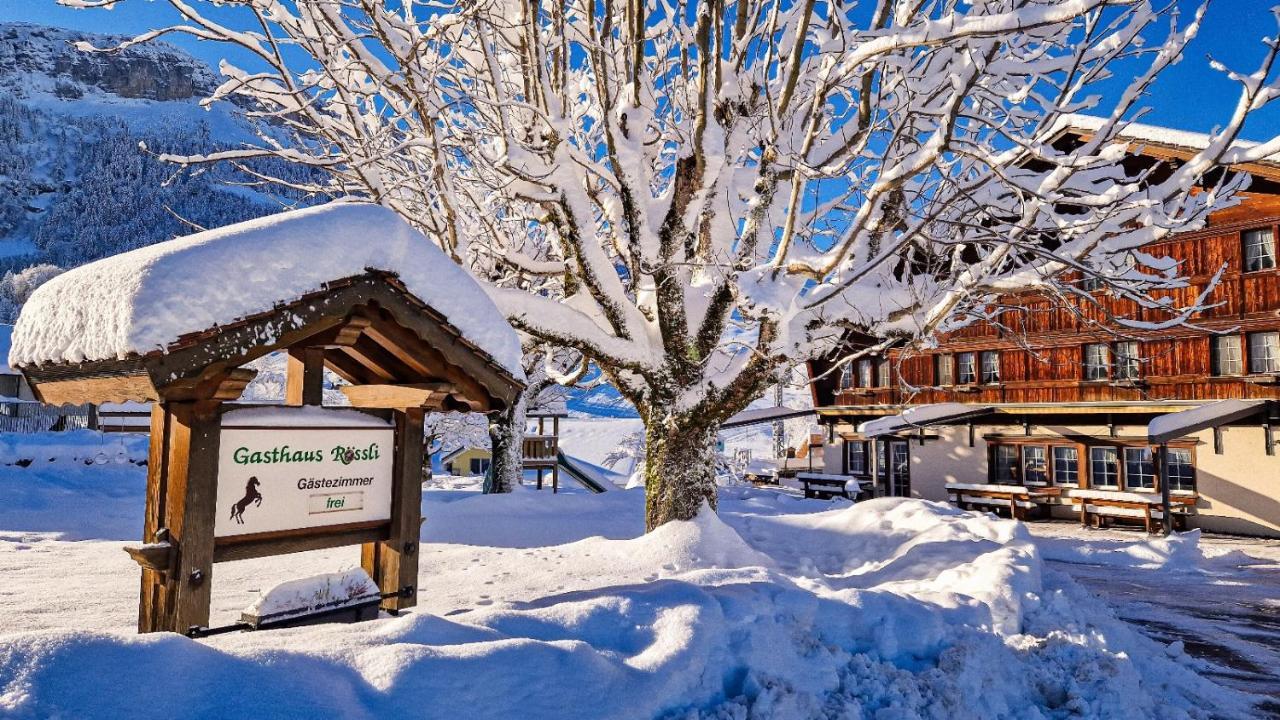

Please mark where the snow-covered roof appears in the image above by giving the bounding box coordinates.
[858,403,994,437]
[1052,114,1280,165]
[441,445,489,463]
[1147,399,1269,444]
[9,202,524,380]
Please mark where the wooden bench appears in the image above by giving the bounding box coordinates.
[798,473,857,500]
[1068,490,1197,533]
[946,483,1063,520]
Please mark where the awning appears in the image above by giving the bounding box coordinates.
[857,403,994,438]
[1147,399,1270,444]
[722,405,815,429]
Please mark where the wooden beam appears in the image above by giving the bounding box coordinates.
[342,336,412,383]
[160,367,258,402]
[32,374,158,405]
[363,408,424,613]
[363,310,496,411]
[137,401,221,634]
[363,314,494,410]
[341,383,456,410]
[213,522,389,563]
[324,350,378,386]
[302,314,372,348]
[286,347,326,406]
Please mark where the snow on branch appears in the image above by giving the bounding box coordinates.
[68,0,1280,424]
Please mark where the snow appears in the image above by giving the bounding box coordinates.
[245,568,379,620]
[1054,114,1280,163]
[0,324,12,374]
[1036,528,1204,570]
[0,429,1267,718]
[1147,399,1267,443]
[222,405,391,429]
[858,403,992,437]
[556,417,643,472]
[9,202,525,380]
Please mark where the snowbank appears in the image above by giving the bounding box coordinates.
[1036,528,1204,570]
[0,406,1256,720]
[9,202,524,379]
[0,466,1258,718]
[0,430,148,540]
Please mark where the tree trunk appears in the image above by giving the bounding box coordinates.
[643,409,719,532]
[485,392,526,494]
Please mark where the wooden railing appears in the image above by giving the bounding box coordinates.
[522,434,558,466]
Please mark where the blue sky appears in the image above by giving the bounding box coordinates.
[3,0,1279,139]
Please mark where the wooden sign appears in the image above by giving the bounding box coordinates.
[215,420,394,539]
[15,268,523,636]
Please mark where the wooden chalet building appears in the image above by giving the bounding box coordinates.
[810,118,1280,537]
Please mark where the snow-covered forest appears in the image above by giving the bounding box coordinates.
[0,23,319,319]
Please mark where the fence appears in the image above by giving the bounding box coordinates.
[0,400,95,434]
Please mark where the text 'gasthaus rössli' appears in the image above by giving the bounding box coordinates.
[232,444,381,465]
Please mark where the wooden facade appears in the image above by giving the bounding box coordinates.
[813,197,1280,410]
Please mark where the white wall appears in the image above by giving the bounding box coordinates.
[828,423,1280,537]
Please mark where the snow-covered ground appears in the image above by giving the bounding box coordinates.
[1026,522,1280,714]
[0,431,1271,719]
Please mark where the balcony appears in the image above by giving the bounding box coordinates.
[522,434,558,468]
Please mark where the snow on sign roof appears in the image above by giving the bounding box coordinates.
[9,202,524,380]
[1147,399,1268,444]
[858,403,994,437]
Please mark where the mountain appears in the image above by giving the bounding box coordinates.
[0,22,317,319]
[0,23,644,417]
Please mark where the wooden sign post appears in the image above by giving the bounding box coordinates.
[18,271,523,635]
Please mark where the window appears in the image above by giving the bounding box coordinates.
[1052,446,1079,485]
[1023,446,1048,485]
[1080,274,1103,292]
[858,358,874,387]
[1212,335,1243,376]
[957,352,977,384]
[992,445,1020,484]
[1248,331,1280,374]
[1123,447,1155,490]
[838,363,853,389]
[1089,447,1120,488]
[847,441,867,475]
[981,351,1001,384]
[1084,343,1110,380]
[876,358,892,388]
[1244,227,1276,272]
[876,441,888,479]
[1165,448,1196,493]
[890,441,911,497]
[469,457,491,475]
[1114,341,1140,380]
[935,355,953,386]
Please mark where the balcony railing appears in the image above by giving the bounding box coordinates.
[522,434,558,466]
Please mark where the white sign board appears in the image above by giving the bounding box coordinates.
[215,425,395,538]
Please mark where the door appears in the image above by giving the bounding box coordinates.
[889,440,911,497]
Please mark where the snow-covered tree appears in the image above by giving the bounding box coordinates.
[68,0,1280,530]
